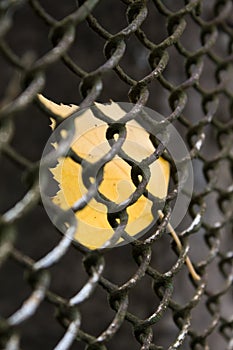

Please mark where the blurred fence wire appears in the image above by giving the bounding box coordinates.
[0,0,232,349]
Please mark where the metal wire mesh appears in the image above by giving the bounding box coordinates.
[0,0,232,349]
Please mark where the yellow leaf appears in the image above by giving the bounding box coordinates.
[38,95,170,249]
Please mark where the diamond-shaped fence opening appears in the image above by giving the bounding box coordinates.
[0,1,232,350]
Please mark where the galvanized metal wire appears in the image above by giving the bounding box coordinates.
[0,0,232,349]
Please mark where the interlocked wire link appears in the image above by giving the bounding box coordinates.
[0,0,232,349]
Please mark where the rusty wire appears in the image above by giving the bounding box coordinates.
[0,0,232,349]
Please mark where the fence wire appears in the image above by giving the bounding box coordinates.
[0,0,232,349]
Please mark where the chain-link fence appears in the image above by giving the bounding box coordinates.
[0,0,232,349]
